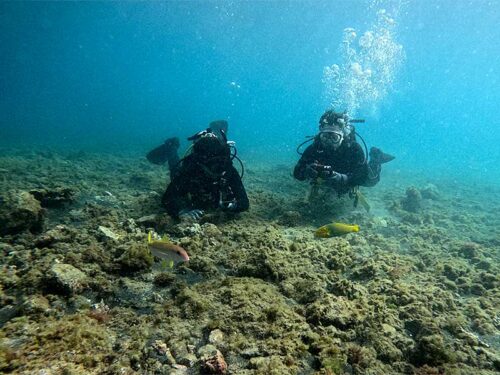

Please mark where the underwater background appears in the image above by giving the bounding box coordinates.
[2,0,500,180]
[1,1,500,374]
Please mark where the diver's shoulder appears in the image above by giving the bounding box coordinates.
[347,141,364,153]
[303,142,320,155]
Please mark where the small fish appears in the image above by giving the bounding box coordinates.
[147,231,190,265]
[315,222,360,238]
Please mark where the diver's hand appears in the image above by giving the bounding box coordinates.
[179,209,204,221]
[305,164,319,179]
[220,201,238,212]
[325,171,348,186]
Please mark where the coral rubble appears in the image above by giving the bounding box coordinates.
[0,151,498,374]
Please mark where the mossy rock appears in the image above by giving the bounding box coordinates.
[0,314,114,373]
[305,295,365,329]
[187,256,220,276]
[249,355,298,374]
[169,277,312,368]
[411,334,455,366]
[402,187,422,213]
[232,246,285,281]
[116,242,153,273]
[346,343,376,370]
[280,277,325,304]
[372,335,405,363]
[308,336,347,374]
[153,272,176,287]
[175,287,211,318]
[44,263,88,295]
[0,190,44,235]
[29,187,76,208]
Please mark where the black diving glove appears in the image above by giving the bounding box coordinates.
[219,200,238,212]
[305,163,319,179]
[324,171,348,187]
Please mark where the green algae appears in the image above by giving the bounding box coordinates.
[116,241,153,273]
[0,314,114,373]
[0,153,499,374]
[153,271,176,287]
[411,334,456,366]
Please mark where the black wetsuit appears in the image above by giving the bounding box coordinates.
[162,153,249,218]
[294,139,378,193]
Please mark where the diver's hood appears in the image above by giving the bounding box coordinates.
[319,110,348,128]
[192,135,230,159]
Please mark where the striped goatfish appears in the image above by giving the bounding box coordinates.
[147,231,190,267]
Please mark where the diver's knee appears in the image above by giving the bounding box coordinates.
[362,165,381,187]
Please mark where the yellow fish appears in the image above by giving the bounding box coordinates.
[315,222,360,238]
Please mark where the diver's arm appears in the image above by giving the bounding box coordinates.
[345,143,369,187]
[226,166,249,212]
[162,164,192,218]
[162,181,187,218]
[293,146,315,181]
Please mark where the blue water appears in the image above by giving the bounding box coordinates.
[1,1,499,182]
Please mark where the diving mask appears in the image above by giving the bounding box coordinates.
[319,128,344,149]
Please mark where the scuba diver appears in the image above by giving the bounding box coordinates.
[146,120,249,220]
[294,110,394,204]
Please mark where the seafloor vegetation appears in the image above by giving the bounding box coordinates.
[0,149,499,375]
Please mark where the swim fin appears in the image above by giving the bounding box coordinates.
[146,137,179,165]
[369,147,395,164]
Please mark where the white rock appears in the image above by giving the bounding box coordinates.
[208,329,225,345]
[98,225,120,240]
